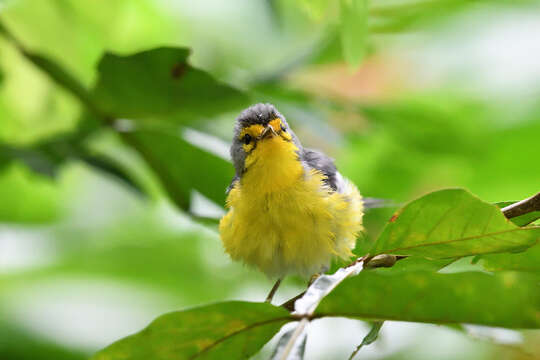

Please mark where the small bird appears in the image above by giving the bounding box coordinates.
[219,103,363,302]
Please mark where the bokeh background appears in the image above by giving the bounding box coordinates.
[1,0,540,359]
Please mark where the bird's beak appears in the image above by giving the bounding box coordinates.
[259,124,278,140]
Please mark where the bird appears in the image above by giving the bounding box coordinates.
[219,103,364,302]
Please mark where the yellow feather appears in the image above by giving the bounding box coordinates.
[219,132,363,279]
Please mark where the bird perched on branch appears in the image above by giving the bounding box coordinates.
[219,103,363,302]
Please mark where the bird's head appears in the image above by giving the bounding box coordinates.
[230,103,301,176]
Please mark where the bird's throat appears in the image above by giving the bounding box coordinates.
[241,137,303,194]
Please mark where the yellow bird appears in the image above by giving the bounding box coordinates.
[219,103,363,301]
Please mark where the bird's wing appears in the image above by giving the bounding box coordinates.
[302,148,395,209]
[301,148,339,191]
[226,175,239,194]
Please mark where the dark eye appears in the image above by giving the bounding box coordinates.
[242,134,252,145]
[280,124,287,132]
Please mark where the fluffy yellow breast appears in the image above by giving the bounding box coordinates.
[242,134,303,194]
[219,137,363,279]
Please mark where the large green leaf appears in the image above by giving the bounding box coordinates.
[316,270,540,328]
[92,47,248,123]
[340,0,368,68]
[370,189,540,259]
[124,129,233,209]
[92,302,291,360]
[483,243,540,273]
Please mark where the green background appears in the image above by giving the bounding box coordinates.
[1,0,539,359]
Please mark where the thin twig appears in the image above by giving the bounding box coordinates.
[501,192,540,220]
[266,278,283,303]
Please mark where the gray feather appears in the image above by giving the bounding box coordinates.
[301,148,338,191]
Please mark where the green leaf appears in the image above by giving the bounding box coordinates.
[316,270,540,328]
[370,189,540,259]
[92,302,291,360]
[348,321,383,360]
[123,129,233,210]
[382,256,455,274]
[92,47,248,124]
[483,242,540,272]
[340,0,369,68]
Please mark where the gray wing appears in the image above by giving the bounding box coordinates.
[301,148,339,191]
[302,149,395,209]
[226,175,239,194]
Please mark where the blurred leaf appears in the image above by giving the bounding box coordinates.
[124,129,233,210]
[0,0,177,85]
[50,223,248,303]
[340,0,368,68]
[92,47,248,124]
[316,270,540,328]
[0,143,62,177]
[0,32,235,206]
[495,201,540,227]
[0,321,86,360]
[93,301,291,360]
[298,0,333,21]
[370,189,540,258]
[0,164,60,223]
[368,0,522,34]
[0,19,98,111]
[0,132,143,195]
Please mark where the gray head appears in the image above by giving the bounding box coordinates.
[230,103,302,176]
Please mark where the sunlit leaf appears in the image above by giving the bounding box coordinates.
[93,302,291,360]
[0,163,60,223]
[370,189,540,259]
[316,270,540,328]
[340,0,368,68]
[298,0,333,21]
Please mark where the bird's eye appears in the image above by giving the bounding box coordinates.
[242,134,252,145]
[280,124,287,132]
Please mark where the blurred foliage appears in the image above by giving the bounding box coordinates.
[1,0,539,359]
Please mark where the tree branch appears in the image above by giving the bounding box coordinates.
[501,192,540,220]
